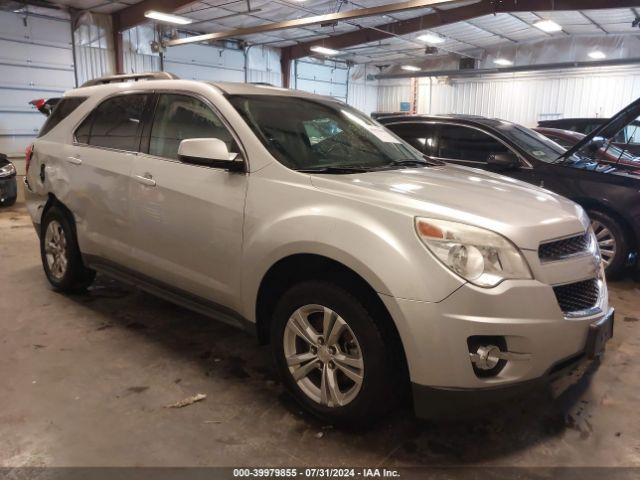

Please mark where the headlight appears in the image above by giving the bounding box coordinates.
[415,217,532,287]
[0,162,16,178]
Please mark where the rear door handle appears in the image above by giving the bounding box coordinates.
[135,174,156,187]
[66,156,82,165]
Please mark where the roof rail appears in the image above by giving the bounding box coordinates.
[80,72,179,88]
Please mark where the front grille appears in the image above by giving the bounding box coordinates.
[539,233,590,262]
[553,278,600,314]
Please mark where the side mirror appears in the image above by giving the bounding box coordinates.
[487,152,520,171]
[587,136,606,152]
[178,138,244,172]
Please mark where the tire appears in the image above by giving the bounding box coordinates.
[0,196,16,207]
[588,209,630,279]
[40,206,96,292]
[271,280,397,425]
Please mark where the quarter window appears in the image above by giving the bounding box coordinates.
[437,125,509,162]
[76,94,150,151]
[39,97,87,138]
[149,94,236,160]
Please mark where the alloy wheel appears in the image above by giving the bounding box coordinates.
[44,220,68,280]
[283,304,364,408]
[591,220,617,267]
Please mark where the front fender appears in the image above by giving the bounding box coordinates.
[240,176,464,322]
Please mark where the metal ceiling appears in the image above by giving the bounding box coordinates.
[43,0,640,65]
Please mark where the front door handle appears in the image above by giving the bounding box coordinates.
[135,174,156,187]
[66,156,82,165]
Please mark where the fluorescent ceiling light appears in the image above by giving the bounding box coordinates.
[145,10,193,25]
[310,45,340,56]
[588,50,606,60]
[494,58,513,66]
[401,65,421,72]
[533,19,562,32]
[417,33,445,44]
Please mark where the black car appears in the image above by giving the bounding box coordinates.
[538,117,640,156]
[0,153,17,207]
[378,99,640,278]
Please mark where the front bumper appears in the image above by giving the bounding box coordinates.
[380,276,611,417]
[0,175,17,203]
[411,309,612,419]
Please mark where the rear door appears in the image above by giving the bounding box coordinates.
[129,92,247,309]
[383,122,439,156]
[67,92,152,264]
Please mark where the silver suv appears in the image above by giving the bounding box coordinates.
[24,73,613,423]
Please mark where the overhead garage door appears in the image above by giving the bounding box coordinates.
[163,44,245,82]
[295,60,348,102]
[0,10,75,160]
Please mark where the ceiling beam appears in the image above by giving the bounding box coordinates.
[164,0,461,47]
[113,0,198,32]
[283,0,640,60]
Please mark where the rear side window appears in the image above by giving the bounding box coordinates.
[148,94,236,160]
[76,94,150,151]
[38,97,87,138]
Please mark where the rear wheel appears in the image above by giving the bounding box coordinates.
[271,281,397,425]
[40,206,95,292]
[588,209,630,279]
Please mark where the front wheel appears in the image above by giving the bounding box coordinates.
[271,281,397,425]
[588,209,630,279]
[40,206,95,292]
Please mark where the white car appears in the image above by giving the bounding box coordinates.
[24,73,613,423]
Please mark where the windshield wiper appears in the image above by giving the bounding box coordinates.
[388,159,429,167]
[297,166,373,174]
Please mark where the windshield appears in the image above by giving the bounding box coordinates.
[495,123,567,163]
[227,95,427,171]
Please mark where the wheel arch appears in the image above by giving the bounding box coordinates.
[572,196,638,250]
[254,253,410,383]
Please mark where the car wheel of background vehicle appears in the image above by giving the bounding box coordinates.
[40,206,95,292]
[0,196,16,207]
[271,280,397,425]
[588,209,630,279]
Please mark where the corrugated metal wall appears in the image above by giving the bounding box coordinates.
[378,65,640,127]
[419,65,640,126]
[0,9,75,159]
[347,64,378,115]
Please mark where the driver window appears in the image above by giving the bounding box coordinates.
[149,94,237,160]
[437,125,510,162]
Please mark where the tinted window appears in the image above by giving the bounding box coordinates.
[386,123,438,156]
[149,94,236,159]
[80,94,149,151]
[437,125,509,162]
[39,97,87,137]
[228,95,424,171]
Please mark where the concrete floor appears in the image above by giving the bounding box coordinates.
[1,202,640,468]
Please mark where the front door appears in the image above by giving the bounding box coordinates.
[433,123,538,185]
[129,92,247,310]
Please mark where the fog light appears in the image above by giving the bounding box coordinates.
[472,345,502,370]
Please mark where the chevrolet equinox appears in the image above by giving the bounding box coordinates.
[24,73,613,423]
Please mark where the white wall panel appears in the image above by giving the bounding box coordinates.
[377,79,412,113]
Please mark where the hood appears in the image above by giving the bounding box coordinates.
[560,95,640,160]
[310,165,587,251]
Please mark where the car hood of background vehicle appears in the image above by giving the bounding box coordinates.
[310,164,587,251]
